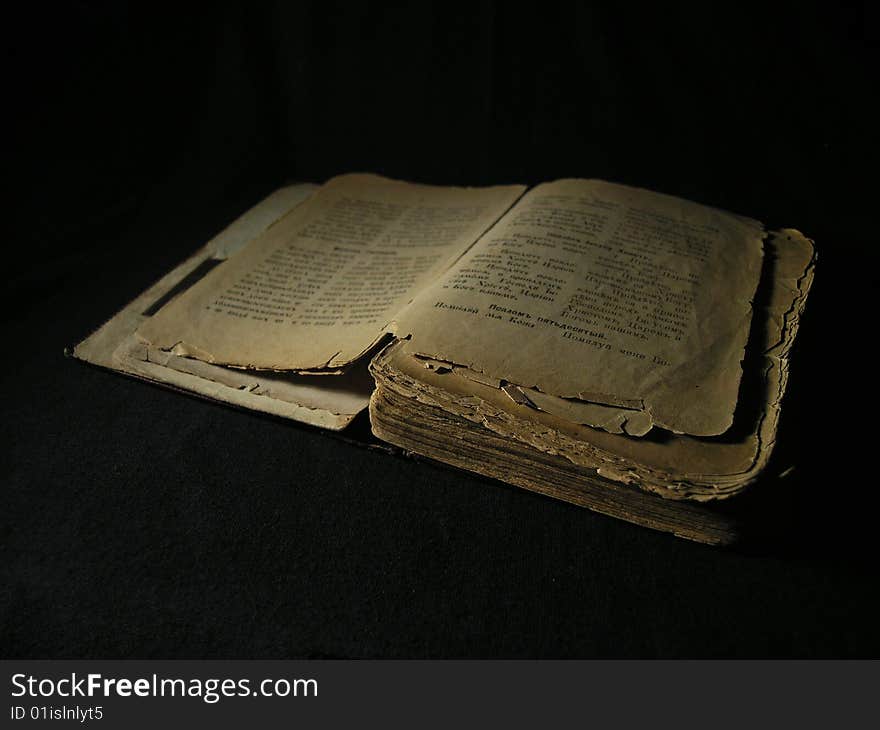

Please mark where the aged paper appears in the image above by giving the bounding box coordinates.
[74,183,375,430]
[395,179,766,436]
[137,174,525,371]
[116,335,374,428]
[372,229,815,498]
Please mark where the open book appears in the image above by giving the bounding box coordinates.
[73,174,815,544]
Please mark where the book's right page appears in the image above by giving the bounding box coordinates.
[373,228,815,502]
[393,179,766,437]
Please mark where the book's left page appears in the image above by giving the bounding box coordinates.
[137,174,526,372]
[72,184,375,431]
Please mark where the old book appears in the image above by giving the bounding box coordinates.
[73,174,815,544]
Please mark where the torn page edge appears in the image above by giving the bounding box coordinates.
[119,340,369,418]
[122,354,359,430]
[410,353,654,436]
[370,230,816,500]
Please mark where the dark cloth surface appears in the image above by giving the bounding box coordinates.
[3,2,877,658]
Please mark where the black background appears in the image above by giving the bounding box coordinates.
[3,1,878,657]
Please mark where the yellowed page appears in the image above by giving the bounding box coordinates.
[374,229,814,497]
[73,183,375,430]
[115,335,374,429]
[137,174,525,371]
[394,179,765,436]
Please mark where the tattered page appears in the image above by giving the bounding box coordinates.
[137,174,526,371]
[373,229,815,499]
[393,179,766,436]
[73,183,377,430]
